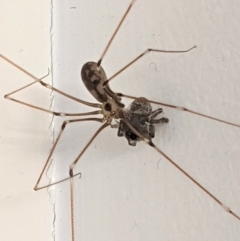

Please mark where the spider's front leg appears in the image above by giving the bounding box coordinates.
[148,108,169,124]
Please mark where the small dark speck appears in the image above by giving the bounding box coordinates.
[217,55,224,62]
[70,7,76,9]
[157,159,161,169]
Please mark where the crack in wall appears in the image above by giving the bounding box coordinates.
[46,0,56,240]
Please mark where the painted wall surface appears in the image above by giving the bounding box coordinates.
[0,1,53,241]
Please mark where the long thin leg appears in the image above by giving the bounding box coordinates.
[34,117,105,191]
[70,176,75,241]
[5,92,102,116]
[103,45,196,85]
[1,54,101,108]
[69,121,109,174]
[120,112,240,222]
[118,93,240,128]
[97,0,137,68]
[69,121,109,241]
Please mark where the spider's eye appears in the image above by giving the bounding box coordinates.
[104,103,112,111]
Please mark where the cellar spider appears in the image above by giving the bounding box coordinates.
[1,1,239,240]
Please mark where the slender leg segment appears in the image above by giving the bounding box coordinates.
[69,121,110,174]
[1,54,101,109]
[119,93,240,128]
[6,92,102,116]
[103,45,196,86]
[69,121,109,241]
[34,118,105,191]
[120,111,240,222]
[97,0,137,68]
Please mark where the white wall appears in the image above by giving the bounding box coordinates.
[0,1,53,241]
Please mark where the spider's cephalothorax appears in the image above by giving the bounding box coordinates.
[118,98,169,146]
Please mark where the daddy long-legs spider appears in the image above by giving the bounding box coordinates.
[1,0,240,241]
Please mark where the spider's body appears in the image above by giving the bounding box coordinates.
[82,62,169,146]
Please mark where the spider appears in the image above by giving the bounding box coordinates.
[2,0,240,240]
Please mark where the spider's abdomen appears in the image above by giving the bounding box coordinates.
[81,62,109,103]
